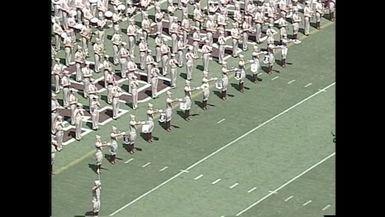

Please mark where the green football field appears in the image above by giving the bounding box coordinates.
[52,1,335,216]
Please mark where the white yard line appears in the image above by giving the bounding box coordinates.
[229,183,239,189]
[124,158,134,164]
[211,179,221,185]
[109,82,336,216]
[247,187,257,193]
[159,166,168,172]
[217,118,226,124]
[322,204,331,211]
[235,152,335,216]
[272,76,279,80]
[303,200,312,206]
[288,80,296,84]
[194,174,204,180]
[304,83,312,87]
[142,162,151,168]
[284,195,294,202]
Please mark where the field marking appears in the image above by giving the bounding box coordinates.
[109,82,336,216]
[194,174,204,180]
[142,162,151,168]
[322,204,331,211]
[212,179,221,185]
[272,76,279,80]
[269,190,277,194]
[288,80,296,84]
[217,118,226,124]
[159,166,168,172]
[247,187,257,193]
[229,183,239,189]
[304,83,312,87]
[303,200,312,206]
[235,152,335,216]
[284,195,294,202]
[124,158,134,164]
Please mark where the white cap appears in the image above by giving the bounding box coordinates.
[94,180,101,186]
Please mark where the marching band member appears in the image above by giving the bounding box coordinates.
[111,84,123,119]
[82,63,93,98]
[161,37,170,75]
[169,16,180,54]
[254,6,264,43]
[233,2,243,25]
[217,9,227,30]
[220,63,229,100]
[111,31,123,65]
[141,12,152,43]
[52,58,64,93]
[185,46,195,81]
[52,93,61,134]
[127,18,137,56]
[150,62,161,98]
[119,42,129,78]
[74,45,85,82]
[278,34,300,67]
[88,79,98,107]
[250,50,263,83]
[61,70,71,108]
[275,11,288,43]
[231,23,241,57]
[314,0,324,29]
[106,70,116,104]
[192,24,201,59]
[125,0,136,17]
[206,15,216,47]
[102,55,112,88]
[138,37,148,70]
[53,115,64,151]
[237,55,247,93]
[155,5,164,36]
[144,103,163,142]
[303,1,313,36]
[110,126,125,164]
[264,44,277,74]
[201,39,212,73]
[126,55,137,93]
[177,35,185,67]
[201,71,218,110]
[90,96,101,130]
[328,0,336,21]
[62,33,73,66]
[266,24,277,48]
[68,88,78,125]
[169,53,179,88]
[94,135,109,174]
[217,28,226,64]
[126,114,146,154]
[167,0,177,15]
[74,103,85,141]
[163,91,183,131]
[242,17,252,51]
[155,34,163,63]
[96,18,107,44]
[291,8,301,40]
[91,180,102,215]
[52,17,64,50]
[193,3,204,26]
[131,75,140,109]
[59,0,71,30]
[182,80,199,121]
[146,49,155,83]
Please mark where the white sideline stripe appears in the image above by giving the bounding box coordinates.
[212,179,221,185]
[303,200,312,206]
[322,204,331,211]
[217,118,226,124]
[272,76,279,80]
[284,195,294,202]
[304,83,312,87]
[124,158,134,164]
[229,183,239,189]
[159,166,168,172]
[194,174,203,180]
[235,152,335,216]
[288,80,296,84]
[142,162,151,168]
[109,82,336,216]
[248,187,257,193]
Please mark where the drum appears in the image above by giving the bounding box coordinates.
[234,69,242,80]
[179,101,187,110]
[158,113,166,123]
[123,135,130,144]
[215,80,223,89]
[251,63,258,73]
[90,17,99,24]
[117,4,126,11]
[104,11,113,18]
[141,124,150,133]
[263,55,270,64]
